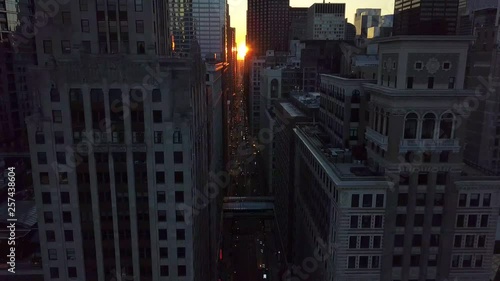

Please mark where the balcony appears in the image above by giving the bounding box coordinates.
[399,139,460,153]
[365,127,388,150]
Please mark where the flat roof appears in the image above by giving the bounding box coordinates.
[280,102,305,117]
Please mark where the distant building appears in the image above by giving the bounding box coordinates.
[247,0,290,56]
[306,3,346,40]
[344,22,356,41]
[367,15,394,39]
[289,7,309,42]
[354,8,381,37]
[393,0,460,35]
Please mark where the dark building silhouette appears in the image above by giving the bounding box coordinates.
[289,7,308,42]
[393,0,460,35]
[246,0,289,56]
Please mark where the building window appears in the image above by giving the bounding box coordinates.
[375,194,384,207]
[50,267,60,278]
[158,210,167,222]
[443,62,451,70]
[68,267,77,278]
[61,40,71,54]
[62,12,71,24]
[362,194,372,207]
[348,256,356,268]
[463,255,472,267]
[135,0,143,11]
[439,113,454,139]
[62,211,72,223]
[406,77,413,89]
[177,265,186,276]
[361,215,371,228]
[414,214,424,227]
[64,230,74,242]
[66,249,76,260]
[428,77,434,89]
[55,131,64,144]
[173,131,182,144]
[396,214,406,227]
[156,172,165,184]
[157,191,166,203]
[397,193,408,206]
[154,131,163,144]
[174,171,184,184]
[449,77,455,89]
[174,151,183,164]
[416,193,426,206]
[434,193,445,206]
[177,247,186,258]
[351,194,359,207]
[421,113,436,139]
[349,236,357,248]
[81,20,90,32]
[410,255,420,267]
[404,113,418,139]
[79,0,88,11]
[52,110,62,123]
[61,192,70,204]
[155,152,164,164]
[38,152,47,164]
[43,40,53,54]
[418,173,428,185]
[480,215,488,227]
[393,255,402,267]
[42,192,51,204]
[483,193,491,207]
[158,229,167,240]
[48,249,57,260]
[432,214,442,227]
[414,61,423,70]
[152,89,161,102]
[153,110,162,123]
[475,255,483,267]
[456,215,465,227]
[136,20,144,33]
[160,265,169,276]
[57,152,66,164]
[159,247,168,259]
[439,150,450,162]
[44,211,54,223]
[82,41,91,54]
[175,191,184,203]
[470,193,480,207]
[350,216,358,228]
[46,230,56,242]
[137,41,145,54]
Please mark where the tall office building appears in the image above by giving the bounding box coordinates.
[306,3,346,40]
[246,0,289,57]
[393,0,460,35]
[289,7,309,42]
[291,36,500,281]
[25,1,215,281]
[463,1,500,175]
[0,0,37,153]
[354,8,381,37]
[193,0,227,60]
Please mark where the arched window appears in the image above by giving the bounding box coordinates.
[404,113,419,139]
[439,113,454,139]
[421,113,436,139]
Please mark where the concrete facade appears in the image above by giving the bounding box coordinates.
[306,3,346,41]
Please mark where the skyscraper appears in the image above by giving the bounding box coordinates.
[0,0,37,153]
[289,7,309,42]
[25,1,213,281]
[306,3,346,40]
[246,0,289,56]
[354,8,381,37]
[393,0,460,35]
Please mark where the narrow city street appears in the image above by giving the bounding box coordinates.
[221,84,282,281]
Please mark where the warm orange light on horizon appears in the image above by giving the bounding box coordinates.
[237,44,248,60]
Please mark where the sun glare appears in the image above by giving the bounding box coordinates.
[237,44,248,60]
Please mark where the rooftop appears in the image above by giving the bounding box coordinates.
[290,91,320,108]
[279,102,305,117]
[294,124,390,186]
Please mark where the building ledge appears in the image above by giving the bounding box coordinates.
[399,139,461,153]
[363,83,476,97]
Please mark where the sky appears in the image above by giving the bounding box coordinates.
[229,0,395,50]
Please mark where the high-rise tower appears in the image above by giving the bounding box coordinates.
[26,1,213,281]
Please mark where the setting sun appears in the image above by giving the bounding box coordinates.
[237,44,248,60]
